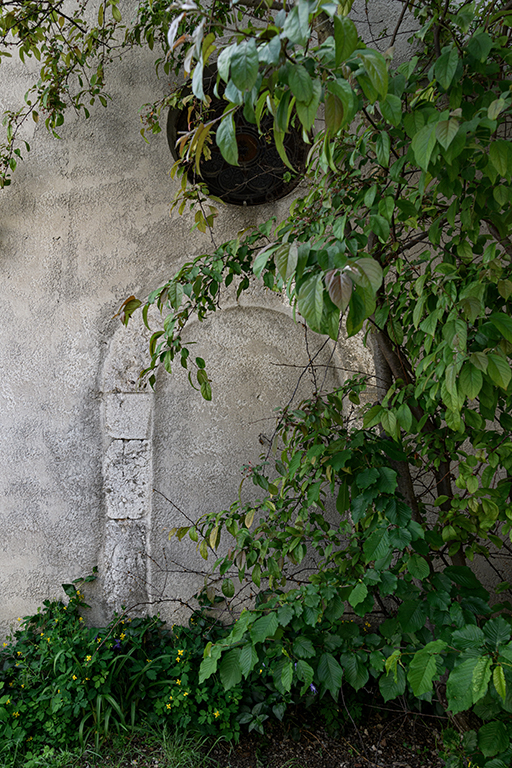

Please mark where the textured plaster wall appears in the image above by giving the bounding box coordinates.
[0,0,412,633]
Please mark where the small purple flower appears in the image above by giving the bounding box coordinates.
[309,683,318,695]
[113,638,121,651]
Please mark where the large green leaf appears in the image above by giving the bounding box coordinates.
[434,47,458,89]
[317,652,343,698]
[487,353,511,390]
[340,653,369,691]
[230,38,259,91]
[407,648,439,696]
[219,649,242,690]
[333,15,358,65]
[380,93,402,126]
[357,50,388,99]
[471,656,492,704]
[411,122,438,171]
[296,79,321,132]
[288,64,313,104]
[379,665,406,702]
[459,363,482,400]
[478,721,510,757]
[436,118,459,151]
[363,529,390,563]
[216,113,238,165]
[489,312,512,343]
[250,613,279,644]
[446,657,479,713]
[298,273,324,330]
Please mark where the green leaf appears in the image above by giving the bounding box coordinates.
[298,273,324,331]
[459,364,483,400]
[447,657,479,713]
[379,665,406,702]
[325,93,344,134]
[478,721,510,757]
[296,79,321,132]
[357,50,388,99]
[239,643,259,676]
[230,39,259,91]
[471,656,492,704]
[434,48,458,89]
[407,554,429,580]
[293,636,315,658]
[317,652,343,699]
[222,578,235,598]
[296,659,314,685]
[219,649,242,690]
[397,600,427,633]
[493,665,507,702]
[282,3,309,46]
[407,649,438,696]
[380,93,402,126]
[333,16,358,65]
[411,122,438,172]
[490,140,512,178]
[250,613,279,644]
[216,113,239,165]
[489,313,512,343]
[288,65,313,104]
[375,132,390,167]
[483,616,511,647]
[363,529,390,563]
[487,353,511,390]
[276,242,298,282]
[355,258,383,293]
[340,653,369,691]
[436,118,459,150]
[348,582,368,608]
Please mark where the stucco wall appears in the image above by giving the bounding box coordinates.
[0,0,412,633]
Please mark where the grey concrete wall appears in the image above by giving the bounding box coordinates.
[0,0,412,633]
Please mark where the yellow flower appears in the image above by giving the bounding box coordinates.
[17,618,21,622]
[214,709,220,718]
[146,659,151,664]
[2,642,7,647]
[17,651,22,656]
[9,682,13,687]
[183,691,188,696]
[21,684,24,689]
[86,655,92,662]
[178,649,184,656]
[47,638,50,643]
[6,699,10,705]
[72,675,77,681]
[79,617,83,622]
[176,679,181,685]
[120,633,126,640]
[40,633,44,637]
[166,703,171,709]
[85,677,90,681]
[63,606,67,610]
[176,657,180,662]
[13,712,19,718]
[97,637,101,643]
[15,663,19,667]
[169,696,173,701]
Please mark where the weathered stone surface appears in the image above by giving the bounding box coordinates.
[104,440,152,520]
[104,393,153,440]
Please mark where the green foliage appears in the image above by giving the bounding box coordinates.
[0,574,244,756]
[4,0,512,765]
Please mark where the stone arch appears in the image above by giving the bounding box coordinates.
[99,284,372,616]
